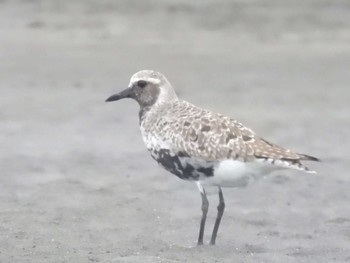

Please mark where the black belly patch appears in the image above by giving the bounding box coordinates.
[150,148,214,180]
[197,167,214,177]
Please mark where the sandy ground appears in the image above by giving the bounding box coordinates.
[0,0,350,262]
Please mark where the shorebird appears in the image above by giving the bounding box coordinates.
[106,70,319,245]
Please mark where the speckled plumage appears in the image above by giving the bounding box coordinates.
[135,72,318,182]
[106,70,319,245]
[142,99,317,165]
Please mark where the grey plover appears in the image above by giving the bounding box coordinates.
[106,70,319,245]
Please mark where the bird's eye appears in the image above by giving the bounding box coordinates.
[137,80,147,88]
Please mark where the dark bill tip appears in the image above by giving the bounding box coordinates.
[105,94,121,102]
[105,87,133,102]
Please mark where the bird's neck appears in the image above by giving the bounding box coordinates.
[139,99,177,125]
[139,106,151,123]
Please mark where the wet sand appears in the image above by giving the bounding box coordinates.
[0,1,350,262]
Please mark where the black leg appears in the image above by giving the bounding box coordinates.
[196,182,209,245]
[210,187,225,245]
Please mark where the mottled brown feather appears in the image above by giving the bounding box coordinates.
[142,100,318,168]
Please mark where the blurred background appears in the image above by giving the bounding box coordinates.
[0,0,349,262]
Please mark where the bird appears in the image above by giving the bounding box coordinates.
[105,70,319,245]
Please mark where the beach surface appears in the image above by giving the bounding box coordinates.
[0,1,349,262]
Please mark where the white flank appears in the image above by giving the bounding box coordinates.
[201,159,281,188]
[306,170,317,174]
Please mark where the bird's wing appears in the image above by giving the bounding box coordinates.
[157,101,318,165]
[156,101,256,161]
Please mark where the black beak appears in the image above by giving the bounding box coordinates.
[105,87,133,102]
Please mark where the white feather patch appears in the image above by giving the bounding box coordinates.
[201,159,280,188]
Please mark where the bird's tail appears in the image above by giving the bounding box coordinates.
[295,153,320,174]
[277,153,320,174]
[298,153,320,162]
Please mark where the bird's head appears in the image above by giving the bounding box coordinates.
[106,70,177,108]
